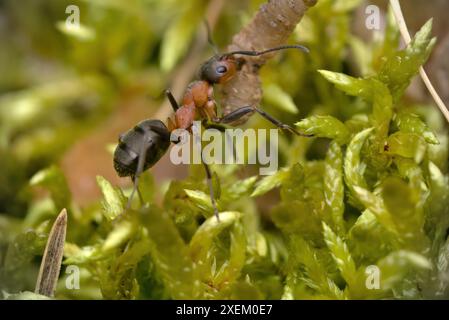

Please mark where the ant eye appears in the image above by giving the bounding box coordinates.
[216,66,227,74]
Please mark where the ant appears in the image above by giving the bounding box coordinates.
[113,42,310,221]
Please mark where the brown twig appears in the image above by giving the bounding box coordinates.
[220,0,318,122]
[35,208,67,298]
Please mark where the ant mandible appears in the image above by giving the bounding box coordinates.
[113,43,310,221]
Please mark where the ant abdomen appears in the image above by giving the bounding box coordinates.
[113,119,171,177]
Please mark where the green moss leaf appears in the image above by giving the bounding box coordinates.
[344,128,396,232]
[432,238,449,296]
[280,163,304,201]
[373,6,400,69]
[211,221,247,291]
[377,19,436,102]
[394,112,439,145]
[272,201,322,244]
[189,211,241,262]
[30,165,71,211]
[322,222,357,287]
[344,128,373,189]
[348,210,394,263]
[287,236,346,299]
[140,206,200,299]
[227,282,264,300]
[1,229,47,290]
[222,176,258,202]
[3,229,46,272]
[324,142,345,235]
[4,291,51,300]
[100,238,151,299]
[381,176,429,252]
[184,189,215,215]
[318,70,367,96]
[296,115,350,144]
[318,70,393,137]
[386,132,427,163]
[426,161,449,249]
[377,250,432,291]
[96,175,126,221]
[251,168,289,197]
[263,84,298,114]
[56,21,95,41]
[381,177,417,220]
[102,220,135,252]
[63,244,101,265]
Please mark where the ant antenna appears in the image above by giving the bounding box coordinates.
[204,19,219,55]
[224,44,309,57]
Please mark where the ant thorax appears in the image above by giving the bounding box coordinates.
[183,81,210,108]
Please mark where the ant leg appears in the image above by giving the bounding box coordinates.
[216,106,255,125]
[203,121,237,164]
[215,107,254,163]
[203,121,227,132]
[165,89,179,112]
[127,176,144,208]
[135,177,144,204]
[253,107,312,137]
[217,105,311,136]
[202,161,220,222]
[126,139,149,210]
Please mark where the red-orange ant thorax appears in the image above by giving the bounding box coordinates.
[171,103,196,130]
[170,80,218,131]
[182,81,210,108]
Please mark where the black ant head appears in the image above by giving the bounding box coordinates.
[199,44,309,85]
[199,55,240,84]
